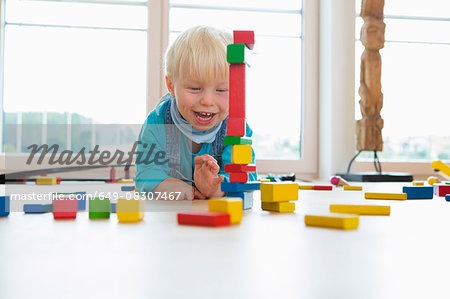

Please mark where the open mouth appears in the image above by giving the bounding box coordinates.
[194,111,216,124]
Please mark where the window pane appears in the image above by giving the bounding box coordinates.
[356,0,450,18]
[171,0,301,11]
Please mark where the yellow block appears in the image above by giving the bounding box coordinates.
[412,181,424,186]
[36,177,57,185]
[365,192,407,200]
[427,176,439,186]
[231,145,252,164]
[343,185,363,191]
[261,201,295,213]
[330,204,390,215]
[209,197,243,224]
[299,185,313,190]
[432,160,450,177]
[117,198,144,222]
[260,179,271,183]
[260,182,299,202]
[118,179,134,184]
[305,213,359,230]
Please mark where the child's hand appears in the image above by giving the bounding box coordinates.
[194,155,225,198]
[154,178,205,200]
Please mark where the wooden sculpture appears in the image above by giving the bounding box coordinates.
[356,0,386,151]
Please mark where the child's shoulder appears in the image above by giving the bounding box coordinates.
[145,97,172,125]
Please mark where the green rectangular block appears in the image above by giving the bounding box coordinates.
[223,136,252,145]
[89,197,110,219]
[227,43,249,65]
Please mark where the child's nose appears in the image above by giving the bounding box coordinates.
[200,91,215,106]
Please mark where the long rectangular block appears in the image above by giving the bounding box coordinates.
[402,186,434,199]
[209,197,243,224]
[313,185,333,191]
[231,144,252,164]
[436,184,450,197]
[53,197,77,219]
[412,181,425,186]
[365,192,407,200]
[344,185,363,191]
[262,201,295,213]
[0,196,10,217]
[261,182,299,202]
[299,185,313,190]
[117,198,144,222]
[229,64,246,119]
[177,211,230,227]
[330,204,390,215]
[89,197,111,219]
[233,30,255,49]
[226,191,254,210]
[221,181,260,193]
[111,202,116,213]
[121,186,135,192]
[227,43,250,65]
[229,172,249,183]
[224,164,256,173]
[227,117,246,137]
[305,213,359,230]
[36,177,57,185]
[24,203,52,214]
[223,136,252,146]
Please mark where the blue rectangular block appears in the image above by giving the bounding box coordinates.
[24,203,53,214]
[446,195,450,202]
[402,186,434,199]
[77,192,86,210]
[227,191,254,210]
[221,181,260,193]
[0,196,10,217]
[121,186,135,192]
[110,203,116,213]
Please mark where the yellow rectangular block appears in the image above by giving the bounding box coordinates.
[118,179,134,184]
[343,185,363,191]
[260,179,271,183]
[231,145,252,164]
[117,198,144,222]
[261,201,295,213]
[299,185,313,190]
[260,182,299,202]
[36,177,57,185]
[412,181,425,186]
[330,204,390,215]
[209,197,243,224]
[365,192,407,200]
[305,213,359,230]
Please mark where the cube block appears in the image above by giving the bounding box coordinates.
[177,211,230,227]
[0,196,10,217]
[229,172,249,183]
[260,182,299,202]
[227,43,249,65]
[227,117,246,137]
[89,197,111,219]
[231,144,252,164]
[262,201,295,213]
[233,30,255,49]
[305,213,359,230]
[117,198,144,222]
[209,197,243,224]
[53,197,78,219]
[226,191,254,210]
[436,184,450,197]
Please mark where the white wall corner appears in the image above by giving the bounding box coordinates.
[318,0,356,180]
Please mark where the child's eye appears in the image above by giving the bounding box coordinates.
[217,89,228,92]
[189,87,200,91]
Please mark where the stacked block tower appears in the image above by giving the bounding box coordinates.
[221,30,260,210]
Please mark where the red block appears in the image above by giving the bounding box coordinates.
[437,185,450,197]
[313,185,333,191]
[233,30,255,50]
[177,211,230,227]
[53,197,78,219]
[224,164,256,173]
[227,117,245,136]
[229,64,245,119]
[229,172,249,183]
[56,177,62,184]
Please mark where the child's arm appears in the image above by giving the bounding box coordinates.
[153,178,205,200]
[194,155,225,198]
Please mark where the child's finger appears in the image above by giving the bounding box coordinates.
[194,189,206,199]
[194,156,204,169]
[213,175,225,186]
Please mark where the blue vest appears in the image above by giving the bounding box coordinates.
[164,99,228,184]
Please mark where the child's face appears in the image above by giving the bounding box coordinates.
[166,76,229,132]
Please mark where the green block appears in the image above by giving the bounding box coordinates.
[223,136,252,145]
[227,43,249,65]
[89,197,110,219]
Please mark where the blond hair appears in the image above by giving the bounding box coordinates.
[164,26,232,83]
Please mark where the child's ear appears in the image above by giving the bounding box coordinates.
[165,76,176,97]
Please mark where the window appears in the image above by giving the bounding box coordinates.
[168,0,303,160]
[2,0,148,153]
[355,0,450,162]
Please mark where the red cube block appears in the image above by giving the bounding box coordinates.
[233,30,255,50]
[437,185,450,197]
[313,185,333,191]
[177,211,230,227]
[227,117,246,137]
[53,197,78,219]
[224,164,256,173]
[229,172,249,183]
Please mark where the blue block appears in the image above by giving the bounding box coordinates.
[221,181,260,193]
[402,186,434,199]
[446,195,450,202]
[0,196,10,217]
[110,203,116,213]
[24,203,53,214]
[227,191,254,210]
[121,186,135,192]
[77,192,86,210]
